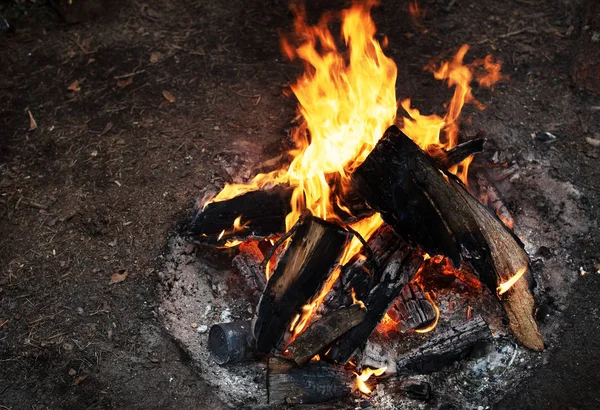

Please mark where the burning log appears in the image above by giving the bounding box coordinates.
[232,241,267,293]
[268,357,353,405]
[430,135,486,170]
[351,125,543,351]
[208,321,257,365]
[187,186,292,243]
[253,215,352,353]
[287,304,366,366]
[396,315,491,375]
[326,248,424,364]
[323,224,404,311]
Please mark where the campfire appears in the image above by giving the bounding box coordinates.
[185,0,543,405]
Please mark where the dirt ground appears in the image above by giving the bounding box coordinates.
[1,0,599,409]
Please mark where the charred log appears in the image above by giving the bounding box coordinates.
[431,136,486,170]
[208,321,257,365]
[323,224,404,311]
[384,379,432,401]
[232,241,267,293]
[253,215,352,353]
[351,125,543,351]
[326,248,424,364]
[391,283,437,333]
[268,357,353,405]
[288,304,366,366]
[396,315,491,375]
[187,186,292,243]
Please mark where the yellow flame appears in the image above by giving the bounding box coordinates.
[355,367,386,394]
[497,266,527,295]
[351,288,366,309]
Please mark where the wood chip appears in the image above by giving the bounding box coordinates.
[585,137,600,147]
[162,90,176,103]
[109,269,128,284]
[72,375,88,385]
[150,52,161,63]
[117,77,133,88]
[28,110,37,131]
[67,80,81,92]
[0,319,7,330]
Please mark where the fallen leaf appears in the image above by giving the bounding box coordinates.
[67,80,81,92]
[72,375,88,386]
[162,90,176,103]
[28,110,37,131]
[109,269,128,284]
[117,77,133,88]
[585,137,600,147]
[150,52,161,63]
[101,121,114,135]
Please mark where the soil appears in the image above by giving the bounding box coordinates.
[1,0,599,409]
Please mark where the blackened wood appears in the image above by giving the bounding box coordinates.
[268,357,353,405]
[288,304,366,366]
[384,379,432,401]
[396,315,491,375]
[393,284,437,333]
[208,321,256,365]
[352,125,543,351]
[324,224,404,311]
[327,249,424,364]
[187,186,292,243]
[430,137,486,170]
[232,241,267,293]
[253,216,352,353]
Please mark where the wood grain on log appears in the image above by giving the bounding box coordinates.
[396,315,491,375]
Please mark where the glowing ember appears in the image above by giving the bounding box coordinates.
[355,367,387,394]
[497,266,527,295]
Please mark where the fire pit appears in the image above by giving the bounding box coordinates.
[157,1,588,408]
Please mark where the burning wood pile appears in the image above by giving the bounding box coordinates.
[185,1,543,405]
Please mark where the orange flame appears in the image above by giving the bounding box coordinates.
[497,266,527,295]
[351,288,366,309]
[216,215,250,241]
[401,44,504,184]
[355,366,386,394]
